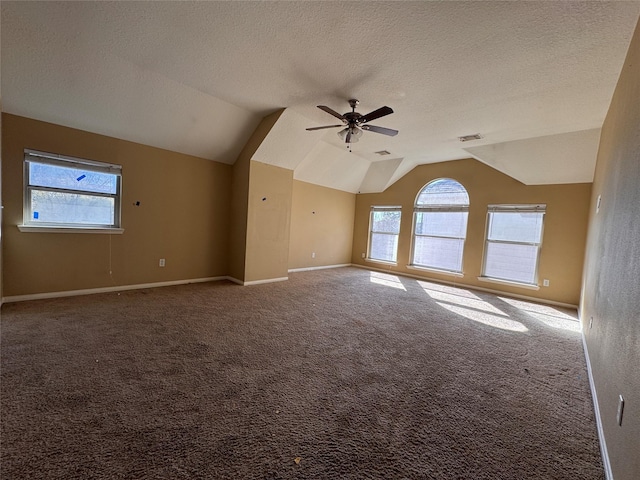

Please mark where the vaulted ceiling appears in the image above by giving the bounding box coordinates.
[2,1,639,193]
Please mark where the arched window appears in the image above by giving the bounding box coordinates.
[411,178,469,273]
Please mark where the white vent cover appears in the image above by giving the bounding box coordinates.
[458,134,483,142]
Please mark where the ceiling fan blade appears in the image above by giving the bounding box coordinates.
[306,124,343,131]
[359,106,394,124]
[317,105,346,121]
[362,124,399,136]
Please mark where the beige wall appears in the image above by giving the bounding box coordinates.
[288,180,355,270]
[229,110,283,283]
[581,18,640,480]
[1,114,231,297]
[229,142,251,282]
[244,160,293,283]
[352,158,591,306]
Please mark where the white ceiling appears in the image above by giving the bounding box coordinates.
[2,1,639,193]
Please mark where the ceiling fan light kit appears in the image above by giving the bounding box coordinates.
[306,99,398,149]
[338,126,363,144]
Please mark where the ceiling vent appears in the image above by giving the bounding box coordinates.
[458,133,483,142]
[375,150,391,156]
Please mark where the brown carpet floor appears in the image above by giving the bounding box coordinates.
[1,267,603,479]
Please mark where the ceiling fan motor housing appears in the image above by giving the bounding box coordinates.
[344,112,362,125]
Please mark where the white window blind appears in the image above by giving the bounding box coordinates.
[368,206,401,263]
[482,205,545,285]
[412,179,469,273]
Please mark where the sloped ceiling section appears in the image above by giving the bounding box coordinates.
[294,141,371,194]
[252,108,408,193]
[251,109,325,171]
[2,2,640,191]
[359,157,405,194]
[465,129,602,185]
[0,3,261,165]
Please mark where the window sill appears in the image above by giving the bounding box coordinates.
[18,225,124,234]
[365,258,397,267]
[477,276,539,290]
[407,265,464,277]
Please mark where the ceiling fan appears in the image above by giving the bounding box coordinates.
[306,99,398,145]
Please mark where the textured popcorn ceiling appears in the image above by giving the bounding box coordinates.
[2,1,639,192]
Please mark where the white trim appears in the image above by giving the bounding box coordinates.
[25,148,122,171]
[365,258,398,267]
[582,333,613,480]
[370,205,402,211]
[407,265,464,278]
[221,276,291,286]
[18,225,125,234]
[288,264,350,273]
[242,276,288,286]
[487,204,546,212]
[351,263,577,309]
[478,276,540,291]
[1,276,228,303]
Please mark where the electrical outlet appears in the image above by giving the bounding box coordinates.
[312,252,316,258]
[589,317,593,329]
[543,279,550,287]
[361,253,365,258]
[159,258,165,267]
[596,195,602,214]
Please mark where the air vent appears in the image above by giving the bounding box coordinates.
[458,134,483,142]
[375,150,391,156]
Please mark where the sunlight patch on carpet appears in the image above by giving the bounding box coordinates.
[417,280,482,300]
[423,289,506,316]
[498,297,580,332]
[437,303,528,332]
[369,272,406,290]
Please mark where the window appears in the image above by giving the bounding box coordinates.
[482,205,545,285]
[411,178,469,273]
[368,206,401,263]
[23,149,122,231]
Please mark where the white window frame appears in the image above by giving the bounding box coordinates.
[20,149,123,234]
[367,206,402,264]
[481,204,546,287]
[410,179,469,274]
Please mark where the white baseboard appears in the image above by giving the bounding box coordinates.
[1,276,228,303]
[1,274,295,301]
[288,263,350,273]
[242,276,288,286]
[3,263,577,311]
[226,276,289,286]
[582,333,613,480]
[350,263,578,309]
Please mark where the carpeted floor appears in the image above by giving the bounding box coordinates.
[1,267,603,479]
